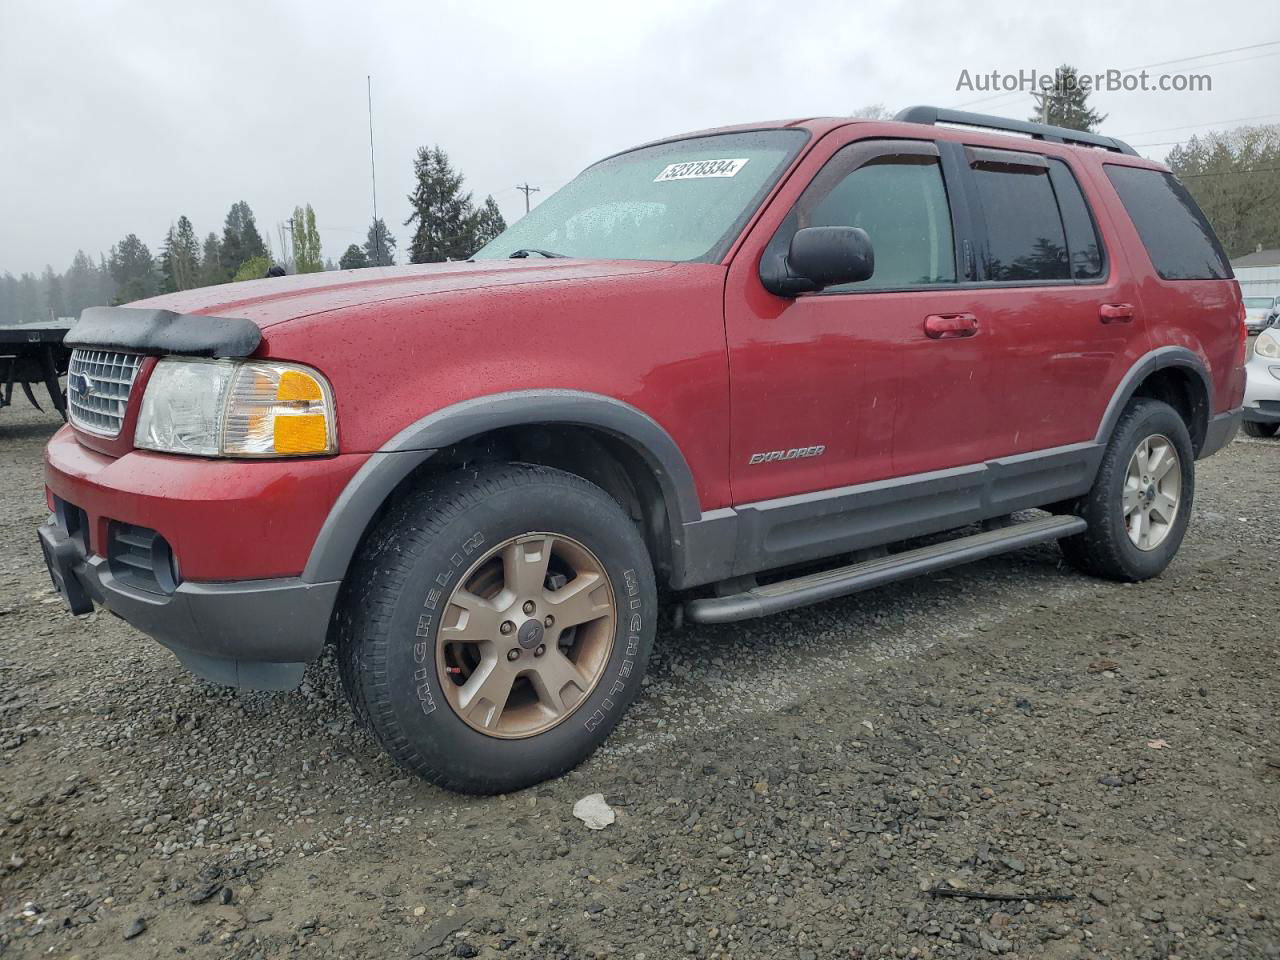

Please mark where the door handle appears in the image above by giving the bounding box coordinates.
[924,313,979,339]
[1100,303,1135,323]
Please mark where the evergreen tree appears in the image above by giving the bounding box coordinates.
[219,201,267,279]
[239,204,267,261]
[340,243,369,269]
[363,218,397,266]
[405,145,476,263]
[108,234,158,304]
[174,215,200,290]
[17,272,41,321]
[160,216,201,293]
[200,232,225,286]
[97,254,116,305]
[1029,65,1107,132]
[64,250,100,316]
[0,273,16,323]
[469,195,508,250]
[291,204,323,273]
[42,266,66,319]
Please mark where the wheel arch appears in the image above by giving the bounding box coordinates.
[302,390,702,588]
[1096,347,1212,456]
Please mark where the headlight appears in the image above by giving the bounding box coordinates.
[135,358,337,457]
[1255,331,1280,360]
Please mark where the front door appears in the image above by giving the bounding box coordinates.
[722,135,1003,571]
[725,136,1002,501]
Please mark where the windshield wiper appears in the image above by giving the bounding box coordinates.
[508,248,568,259]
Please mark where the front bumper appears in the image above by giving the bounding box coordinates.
[40,426,363,690]
[38,513,340,689]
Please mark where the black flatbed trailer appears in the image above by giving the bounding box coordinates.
[0,320,73,420]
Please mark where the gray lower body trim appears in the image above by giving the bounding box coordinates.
[304,390,705,587]
[41,516,337,690]
[670,507,738,588]
[1094,346,1213,448]
[675,442,1102,585]
[304,449,431,583]
[1201,408,1242,453]
[92,556,338,690]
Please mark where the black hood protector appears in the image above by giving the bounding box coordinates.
[66,306,261,358]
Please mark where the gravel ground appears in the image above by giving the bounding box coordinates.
[1,392,1277,960]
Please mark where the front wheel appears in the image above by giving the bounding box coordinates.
[1060,398,1194,582]
[336,463,657,794]
[1242,420,1280,438]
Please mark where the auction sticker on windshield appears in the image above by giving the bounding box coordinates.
[654,158,749,182]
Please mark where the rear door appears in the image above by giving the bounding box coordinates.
[957,146,1148,454]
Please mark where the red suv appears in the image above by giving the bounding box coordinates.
[40,107,1245,793]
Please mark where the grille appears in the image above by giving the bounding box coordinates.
[67,349,143,437]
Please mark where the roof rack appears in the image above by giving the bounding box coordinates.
[893,105,1138,157]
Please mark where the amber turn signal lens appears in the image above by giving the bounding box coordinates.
[221,362,337,457]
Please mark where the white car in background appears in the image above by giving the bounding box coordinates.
[1243,296,1278,335]
[1243,328,1280,438]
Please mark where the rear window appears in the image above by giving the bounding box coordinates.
[1047,159,1105,280]
[969,157,1070,282]
[1104,166,1232,280]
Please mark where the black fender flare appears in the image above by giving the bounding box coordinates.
[1094,346,1213,450]
[302,389,703,584]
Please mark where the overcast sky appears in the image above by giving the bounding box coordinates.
[2,0,1278,276]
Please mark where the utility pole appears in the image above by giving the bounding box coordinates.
[367,75,381,265]
[516,183,541,214]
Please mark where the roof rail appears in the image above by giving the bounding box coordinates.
[893,105,1139,156]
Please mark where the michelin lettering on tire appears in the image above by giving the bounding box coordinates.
[410,529,488,717]
[583,567,640,733]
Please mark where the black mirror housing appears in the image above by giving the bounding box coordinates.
[761,226,875,296]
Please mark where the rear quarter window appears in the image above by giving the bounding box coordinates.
[1103,166,1232,281]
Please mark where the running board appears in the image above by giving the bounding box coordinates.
[684,515,1086,624]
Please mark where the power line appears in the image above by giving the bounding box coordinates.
[1118,112,1280,138]
[1177,166,1280,179]
[515,183,541,214]
[1117,39,1280,72]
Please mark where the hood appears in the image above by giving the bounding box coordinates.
[127,259,676,330]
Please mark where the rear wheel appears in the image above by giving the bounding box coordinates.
[336,463,657,794]
[1242,420,1279,438]
[1060,399,1194,581]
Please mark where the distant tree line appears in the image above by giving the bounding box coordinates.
[1168,124,1280,259]
[2,145,512,322]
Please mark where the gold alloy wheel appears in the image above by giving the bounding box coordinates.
[1123,434,1182,552]
[436,533,616,738]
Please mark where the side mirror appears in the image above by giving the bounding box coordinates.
[761,226,875,296]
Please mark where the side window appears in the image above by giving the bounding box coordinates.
[1104,165,1231,280]
[770,142,957,292]
[969,153,1070,282]
[1047,159,1104,280]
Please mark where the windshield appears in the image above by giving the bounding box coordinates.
[1244,297,1274,308]
[473,130,807,263]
